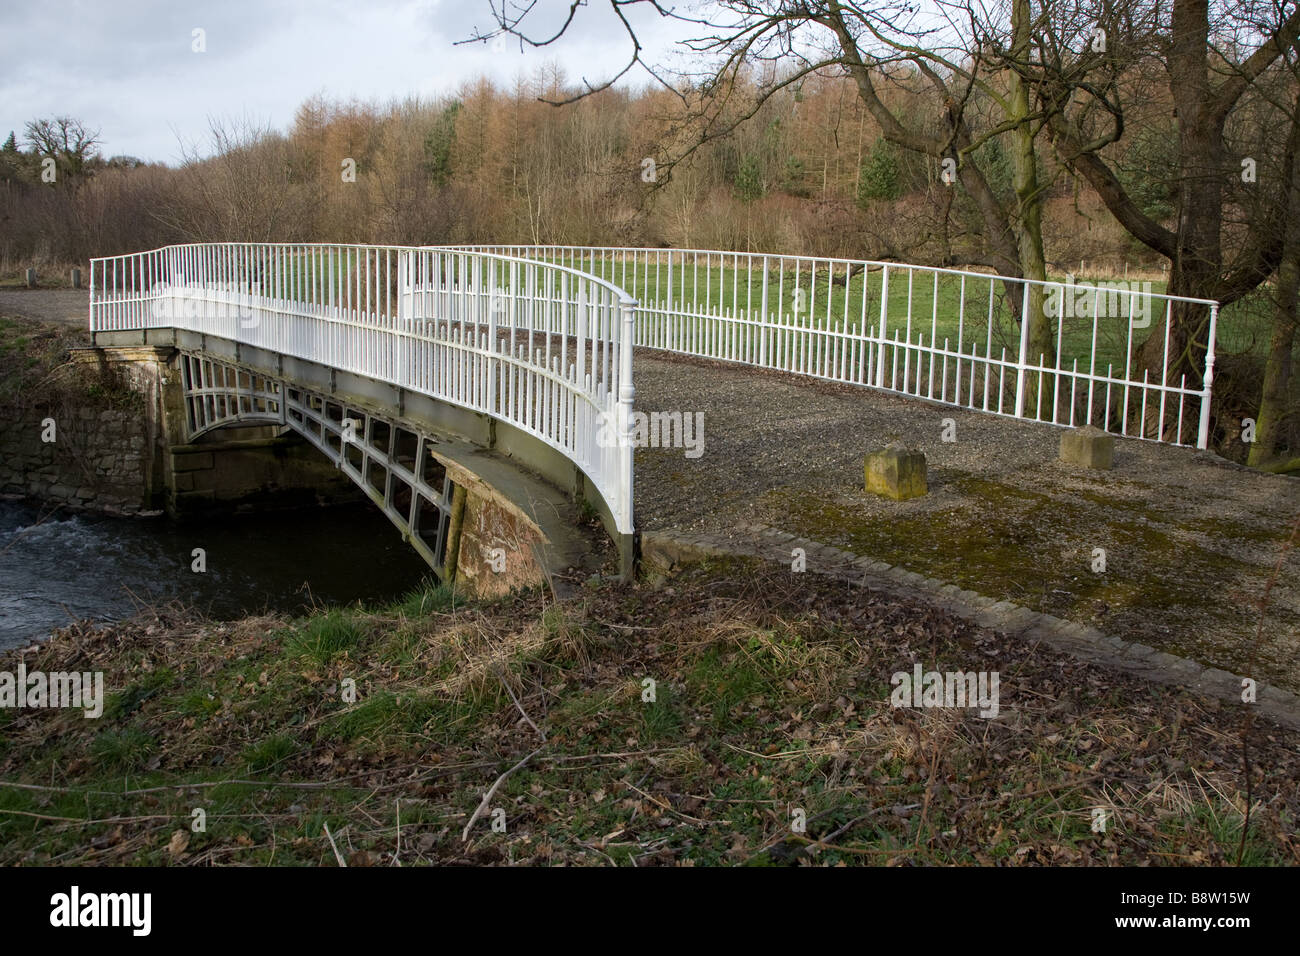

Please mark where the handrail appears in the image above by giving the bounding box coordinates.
[452,244,1221,449]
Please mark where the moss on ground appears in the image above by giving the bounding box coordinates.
[765,472,1299,691]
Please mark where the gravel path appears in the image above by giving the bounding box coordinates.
[0,289,90,330]
[632,350,1300,692]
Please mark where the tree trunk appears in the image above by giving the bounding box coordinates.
[1248,297,1297,466]
[1131,0,1223,435]
[1248,90,1300,467]
[1009,0,1053,416]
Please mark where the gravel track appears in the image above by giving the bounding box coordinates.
[0,289,90,331]
[632,349,1300,692]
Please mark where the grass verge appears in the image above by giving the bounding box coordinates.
[0,562,1295,866]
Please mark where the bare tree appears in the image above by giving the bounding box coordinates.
[1036,0,1300,397]
[155,119,318,243]
[478,0,1300,452]
[23,116,101,181]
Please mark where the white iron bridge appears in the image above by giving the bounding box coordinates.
[88,243,1221,574]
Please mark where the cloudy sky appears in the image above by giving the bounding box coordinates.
[0,0,703,164]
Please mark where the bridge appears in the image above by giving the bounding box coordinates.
[87,242,1223,594]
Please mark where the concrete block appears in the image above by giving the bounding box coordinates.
[1060,425,1114,470]
[865,443,927,500]
[1002,607,1039,629]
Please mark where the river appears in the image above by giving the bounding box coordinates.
[0,499,433,650]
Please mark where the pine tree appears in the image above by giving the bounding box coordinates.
[857,138,902,205]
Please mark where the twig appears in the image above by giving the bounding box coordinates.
[497,667,546,743]
[323,822,346,866]
[0,761,493,797]
[392,799,402,867]
[623,782,718,826]
[458,667,550,843]
[723,741,836,760]
[461,746,544,842]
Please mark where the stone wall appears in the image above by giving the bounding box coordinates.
[0,347,360,518]
[442,458,549,598]
[0,364,155,515]
[167,425,363,516]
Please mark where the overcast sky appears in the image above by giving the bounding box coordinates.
[0,0,702,164]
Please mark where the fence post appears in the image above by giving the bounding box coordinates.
[576,286,587,390]
[665,249,673,318]
[1014,281,1032,419]
[875,265,889,386]
[1198,302,1220,450]
[759,255,769,367]
[617,298,637,537]
[487,257,499,413]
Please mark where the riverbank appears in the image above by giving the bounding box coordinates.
[1,555,1295,866]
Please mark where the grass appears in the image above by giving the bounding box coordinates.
[550,253,1286,367]
[762,471,1300,694]
[282,609,365,663]
[90,728,156,774]
[0,558,1294,866]
[0,313,134,409]
[242,735,297,774]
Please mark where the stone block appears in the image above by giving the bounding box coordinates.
[864,443,927,500]
[171,450,214,472]
[1060,425,1114,470]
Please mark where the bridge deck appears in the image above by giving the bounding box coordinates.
[634,351,1300,695]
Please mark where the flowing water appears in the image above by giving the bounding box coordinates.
[0,500,433,650]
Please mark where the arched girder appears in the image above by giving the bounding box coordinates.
[180,351,285,439]
[179,350,457,577]
[281,387,456,572]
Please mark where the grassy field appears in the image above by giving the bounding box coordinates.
[562,254,1281,370]
[1,556,1295,866]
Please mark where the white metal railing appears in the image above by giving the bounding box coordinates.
[89,243,638,534]
[456,245,1221,449]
